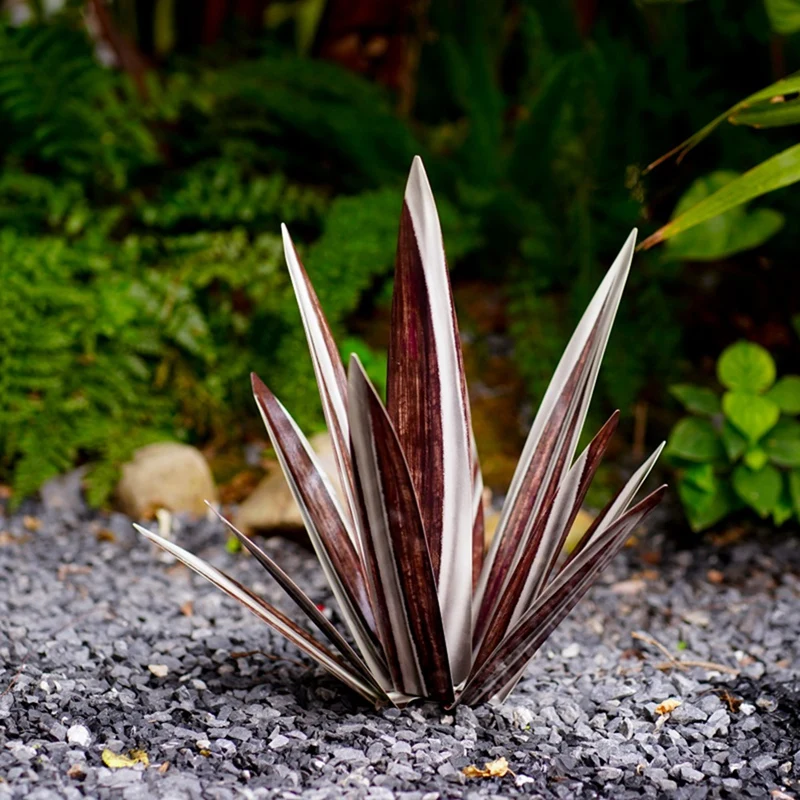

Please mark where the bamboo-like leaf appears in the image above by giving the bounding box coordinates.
[460,486,666,706]
[251,374,390,688]
[133,524,381,705]
[474,233,636,642]
[646,71,800,171]
[348,355,454,702]
[386,156,474,683]
[641,144,800,250]
[206,503,382,692]
[281,225,360,538]
[730,97,800,129]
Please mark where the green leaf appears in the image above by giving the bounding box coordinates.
[669,384,721,416]
[789,468,800,516]
[664,171,784,261]
[647,72,800,169]
[641,143,800,249]
[722,391,780,443]
[765,0,800,35]
[683,463,717,493]
[721,421,748,462]
[717,341,776,392]
[666,418,724,463]
[730,97,800,128]
[732,463,782,517]
[764,417,800,467]
[766,375,800,414]
[744,448,769,470]
[773,476,795,526]
[678,477,739,532]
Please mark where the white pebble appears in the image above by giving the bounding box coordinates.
[148,664,169,678]
[67,725,91,748]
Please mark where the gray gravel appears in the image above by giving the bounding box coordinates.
[1,490,799,799]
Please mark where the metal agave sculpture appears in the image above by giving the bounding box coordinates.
[136,157,665,708]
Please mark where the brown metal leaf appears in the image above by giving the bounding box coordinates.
[386,157,473,684]
[349,355,453,703]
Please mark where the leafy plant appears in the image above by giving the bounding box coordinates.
[0,21,158,188]
[642,70,800,250]
[668,341,800,531]
[136,159,664,707]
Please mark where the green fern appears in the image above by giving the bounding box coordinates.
[0,21,158,187]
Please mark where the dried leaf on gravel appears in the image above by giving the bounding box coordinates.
[463,756,514,779]
[101,749,150,768]
[655,698,682,715]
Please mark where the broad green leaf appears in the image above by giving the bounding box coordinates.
[732,463,782,517]
[765,0,800,35]
[641,143,800,249]
[666,418,724,463]
[678,477,739,532]
[721,421,747,462]
[669,384,721,416]
[664,172,784,261]
[744,448,769,471]
[766,375,800,414]
[722,391,780,443]
[764,417,800,467]
[773,477,795,526]
[647,71,800,171]
[717,341,776,393]
[683,463,716,493]
[789,468,800,516]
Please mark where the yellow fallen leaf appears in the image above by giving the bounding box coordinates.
[101,749,150,768]
[655,698,682,715]
[463,756,514,779]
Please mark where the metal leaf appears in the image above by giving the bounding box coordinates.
[386,156,473,683]
[460,486,666,706]
[251,374,389,688]
[474,232,637,641]
[134,524,381,705]
[206,503,382,692]
[281,225,360,538]
[348,355,454,702]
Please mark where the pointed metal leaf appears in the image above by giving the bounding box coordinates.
[473,412,619,665]
[348,355,454,702]
[206,504,382,691]
[251,374,389,687]
[461,485,665,706]
[386,156,473,683]
[281,225,360,535]
[134,524,382,705]
[474,232,637,638]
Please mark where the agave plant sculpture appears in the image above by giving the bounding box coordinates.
[136,157,665,708]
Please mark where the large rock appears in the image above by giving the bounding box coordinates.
[233,432,340,536]
[115,442,217,518]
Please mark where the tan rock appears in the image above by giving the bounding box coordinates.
[233,432,341,536]
[115,442,217,518]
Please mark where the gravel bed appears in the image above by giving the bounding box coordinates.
[1,485,799,799]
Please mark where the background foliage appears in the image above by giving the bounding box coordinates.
[1,0,799,532]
